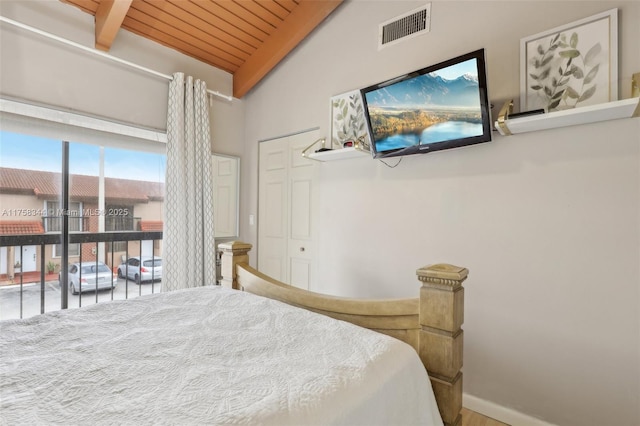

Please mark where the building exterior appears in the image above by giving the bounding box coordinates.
[0,167,163,280]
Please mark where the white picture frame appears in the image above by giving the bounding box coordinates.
[520,8,618,113]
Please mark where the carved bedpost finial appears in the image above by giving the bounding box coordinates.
[416,263,468,426]
[418,263,468,286]
[219,241,252,290]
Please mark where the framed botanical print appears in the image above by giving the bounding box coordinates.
[520,9,618,112]
[330,90,370,149]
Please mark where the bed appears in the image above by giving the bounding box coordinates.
[0,241,468,426]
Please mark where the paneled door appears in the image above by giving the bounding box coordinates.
[258,129,319,289]
[16,245,37,273]
[211,154,239,238]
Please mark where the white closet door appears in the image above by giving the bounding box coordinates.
[258,130,319,289]
[259,137,289,282]
[286,132,318,289]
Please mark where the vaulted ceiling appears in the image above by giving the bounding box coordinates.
[60,0,344,98]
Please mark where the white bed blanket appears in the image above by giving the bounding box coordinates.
[1,286,442,425]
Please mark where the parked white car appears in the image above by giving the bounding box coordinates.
[60,262,117,295]
[117,256,162,284]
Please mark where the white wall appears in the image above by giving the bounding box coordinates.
[243,1,640,425]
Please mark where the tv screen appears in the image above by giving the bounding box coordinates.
[360,49,492,159]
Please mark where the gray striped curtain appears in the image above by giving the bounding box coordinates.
[163,73,216,291]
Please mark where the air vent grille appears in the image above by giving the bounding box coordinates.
[379,4,431,49]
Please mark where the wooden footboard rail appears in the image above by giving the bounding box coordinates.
[219,241,468,426]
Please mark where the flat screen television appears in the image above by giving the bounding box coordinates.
[360,49,492,159]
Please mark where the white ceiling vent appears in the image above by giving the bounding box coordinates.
[378,3,431,49]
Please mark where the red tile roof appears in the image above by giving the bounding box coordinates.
[139,221,163,232]
[0,221,45,235]
[0,167,164,203]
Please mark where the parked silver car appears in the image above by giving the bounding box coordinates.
[117,256,162,284]
[60,262,117,295]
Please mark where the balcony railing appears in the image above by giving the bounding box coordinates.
[0,230,162,320]
[42,216,89,232]
[105,216,141,232]
[42,216,142,232]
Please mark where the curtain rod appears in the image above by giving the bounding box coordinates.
[0,16,233,102]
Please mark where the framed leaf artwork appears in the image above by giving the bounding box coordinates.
[520,9,618,112]
[330,90,370,149]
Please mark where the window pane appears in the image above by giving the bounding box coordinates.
[81,264,111,274]
[105,205,133,231]
[104,147,165,294]
[54,243,79,257]
[67,143,165,305]
[143,259,162,267]
[0,131,63,320]
[45,201,81,232]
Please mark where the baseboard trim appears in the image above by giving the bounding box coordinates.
[463,393,557,426]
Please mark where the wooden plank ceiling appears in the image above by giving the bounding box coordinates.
[60,0,343,98]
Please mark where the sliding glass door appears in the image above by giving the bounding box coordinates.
[0,130,165,319]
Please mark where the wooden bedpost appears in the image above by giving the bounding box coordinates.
[417,264,468,426]
[219,241,252,290]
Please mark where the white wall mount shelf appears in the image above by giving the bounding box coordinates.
[495,97,639,136]
[306,146,370,161]
[302,137,371,161]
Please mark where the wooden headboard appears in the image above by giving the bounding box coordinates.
[219,241,468,426]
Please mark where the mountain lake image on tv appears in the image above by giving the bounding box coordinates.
[361,49,492,159]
